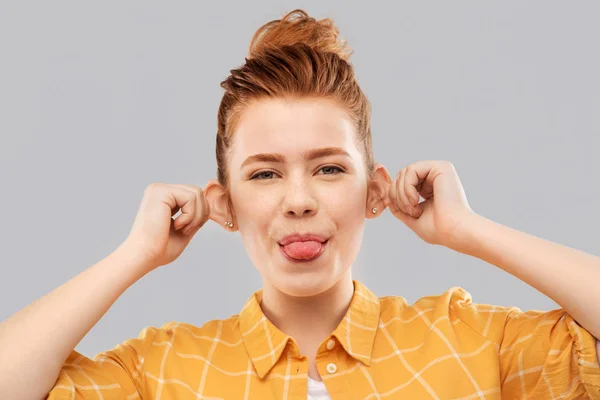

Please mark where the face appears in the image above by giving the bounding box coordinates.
[206,97,389,297]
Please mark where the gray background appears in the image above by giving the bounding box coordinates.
[1,1,598,358]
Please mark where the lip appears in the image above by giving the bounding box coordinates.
[278,233,329,246]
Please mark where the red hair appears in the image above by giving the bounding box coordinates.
[216,9,374,191]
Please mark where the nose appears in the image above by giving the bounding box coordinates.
[282,179,318,218]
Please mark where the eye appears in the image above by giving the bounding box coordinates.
[318,165,345,175]
[250,170,277,180]
[249,165,345,180]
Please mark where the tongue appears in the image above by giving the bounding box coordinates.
[282,241,322,260]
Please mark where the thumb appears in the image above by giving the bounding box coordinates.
[381,175,397,212]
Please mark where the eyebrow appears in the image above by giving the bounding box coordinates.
[240,147,352,169]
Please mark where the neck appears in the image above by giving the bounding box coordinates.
[260,272,355,354]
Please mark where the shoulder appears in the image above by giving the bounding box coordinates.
[378,285,477,315]
[109,315,248,388]
[378,286,519,343]
[156,313,242,336]
[145,314,243,352]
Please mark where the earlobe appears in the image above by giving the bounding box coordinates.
[204,179,236,230]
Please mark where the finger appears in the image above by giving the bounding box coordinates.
[397,169,413,216]
[164,185,197,231]
[200,188,211,227]
[192,188,210,232]
[387,172,401,213]
[170,184,207,234]
[409,160,439,198]
[404,166,421,207]
[404,166,423,216]
[380,178,392,210]
[191,189,211,234]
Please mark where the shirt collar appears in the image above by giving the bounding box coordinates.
[239,280,381,379]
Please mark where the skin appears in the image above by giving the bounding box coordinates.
[1,93,594,399]
[203,96,600,381]
[204,97,390,380]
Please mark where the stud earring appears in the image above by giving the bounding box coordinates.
[224,221,233,228]
[371,207,378,214]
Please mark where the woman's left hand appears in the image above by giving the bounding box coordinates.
[383,160,476,248]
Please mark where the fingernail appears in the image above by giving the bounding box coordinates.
[406,207,412,216]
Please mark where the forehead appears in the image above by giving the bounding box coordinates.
[230,97,359,162]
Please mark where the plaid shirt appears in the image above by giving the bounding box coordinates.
[48,280,600,399]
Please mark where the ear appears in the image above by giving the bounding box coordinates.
[365,162,392,219]
[204,179,238,231]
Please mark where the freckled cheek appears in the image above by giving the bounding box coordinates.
[331,202,364,229]
[329,185,365,212]
[234,194,278,233]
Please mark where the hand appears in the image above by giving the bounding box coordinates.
[383,160,476,247]
[122,183,211,270]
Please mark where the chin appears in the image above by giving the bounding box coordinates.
[269,271,340,298]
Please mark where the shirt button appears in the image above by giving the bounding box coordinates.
[326,363,337,374]
[326,339,335,350]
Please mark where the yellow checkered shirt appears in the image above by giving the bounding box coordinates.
[48,280,600,399]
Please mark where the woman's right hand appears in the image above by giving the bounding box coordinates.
[121,183,211,271]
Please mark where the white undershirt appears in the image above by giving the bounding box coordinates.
[308,376,332,400]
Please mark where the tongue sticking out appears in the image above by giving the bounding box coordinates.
[281,241,323,260]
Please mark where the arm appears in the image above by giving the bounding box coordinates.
[0,244,150,400]
[598,340,600,364]
[450,213,600,363]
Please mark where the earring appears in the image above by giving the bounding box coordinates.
[224,221,233,228]
[371,207,378,214]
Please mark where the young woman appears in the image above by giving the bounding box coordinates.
[1,9,599,400]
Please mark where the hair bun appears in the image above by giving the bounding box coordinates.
[248,9,352,62]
